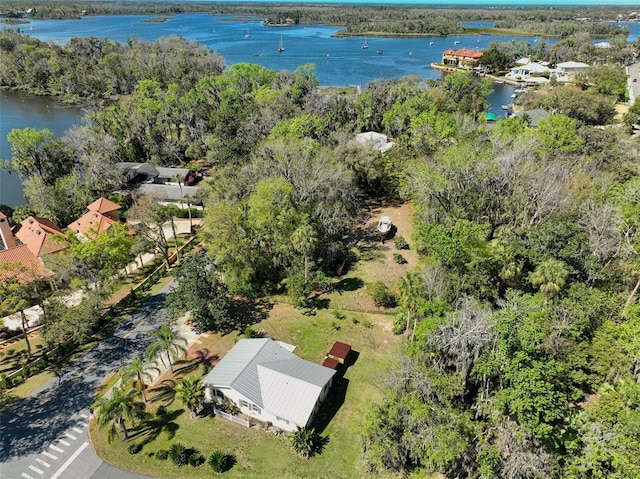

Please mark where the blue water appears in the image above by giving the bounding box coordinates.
[2,12,636,205]
[17,14,558,88]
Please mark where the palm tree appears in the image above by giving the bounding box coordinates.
[122,354,154,403]
[291,426,319,459]
[93,384,147,443]
[398,272,423,341]
[529,258,568,296]
[291,223,318,284]
[0,279,33,359]
[176,376,204,419]
[148,323,186,374]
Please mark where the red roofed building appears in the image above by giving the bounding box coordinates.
[67,197,122,238]
[0,244,53,284]
[442,48,483,69]
[327,341,352,365]
[13,216,68,257]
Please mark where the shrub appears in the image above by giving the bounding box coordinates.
[366,281,397,308]
[394,236,409,250]
[393,253,407,264]
[361,319,373,329]
[243,327,263,339]
[156,449,169,461]
[127,443,142,455]
[333,311,346,321]
[168,443,188,466]
[208,450,227,473]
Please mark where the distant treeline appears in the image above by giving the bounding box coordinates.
[0,30,224,102]
[0,2,633,38]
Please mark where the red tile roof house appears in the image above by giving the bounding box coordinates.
[67,197,122,238]
[13,216,68,257]
[442,48,483,69]
[0,213,57,284]
[203,339,336,432]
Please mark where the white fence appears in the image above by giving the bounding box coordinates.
[214,408,250,428]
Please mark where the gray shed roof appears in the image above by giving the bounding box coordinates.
[155,167,190,180]
[203,339,335,426]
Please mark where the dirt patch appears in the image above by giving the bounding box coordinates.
[351,199,418,289]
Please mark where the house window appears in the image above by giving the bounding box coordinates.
[215,389,224,398]
[276,416,289,425]
[252,404,261,414]
[240,400,248,408]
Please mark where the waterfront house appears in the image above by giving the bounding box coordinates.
[203,338,336,432]
[507,61,551,81]
[441,48,483,69]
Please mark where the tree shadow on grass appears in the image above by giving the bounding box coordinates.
[313,350,359,435]
[128,407,183,446]
[148,378,176,405]
[172,358,201,378]
[334,277,365,294]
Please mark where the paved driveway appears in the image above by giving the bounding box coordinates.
[0,282,181,479]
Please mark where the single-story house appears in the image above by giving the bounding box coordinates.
[203,338,336,432]
[554,61,590,80]
[442,48,483,69]
[507,61,551,80]
[134,184,203,209]
[116,162,202,186]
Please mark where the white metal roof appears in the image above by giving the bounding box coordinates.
[203,339,335,426]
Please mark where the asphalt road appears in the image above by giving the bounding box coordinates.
[0,281,177,479]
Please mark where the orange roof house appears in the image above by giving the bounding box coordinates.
[86,197,121,217]
[0,244,53,284]
[67,197,121,237]
[442,48,483,69]
[13,216,68,257]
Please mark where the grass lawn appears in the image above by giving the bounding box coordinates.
[91,305,403,478]
[90,201,418,478]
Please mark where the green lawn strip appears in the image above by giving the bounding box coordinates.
[91,303,401,478]
[0,334,48,374]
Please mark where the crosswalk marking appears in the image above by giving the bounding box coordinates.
[80,413,88,419]
[21,473,34,479]
[49,444,64,453]
[59,440,70,447]
[72,427,84,433]
[28,464,43,475]
[50,441,89,479]
[42,451,58,460]
[65,432,77,440]
[35,458,50,468]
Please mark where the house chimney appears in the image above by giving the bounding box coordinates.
[0,212,16,250]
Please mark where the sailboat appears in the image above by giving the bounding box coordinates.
[245,29,251,39]
[278,35,285,52]
[361,37,368,49]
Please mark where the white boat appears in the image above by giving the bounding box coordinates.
[278,35,285,52]
[377,216,392,236]
[454,40,461,45]
[245,29,251,38]
[376,49,383,55]
[429,41,434,45]
[361,38,368,49]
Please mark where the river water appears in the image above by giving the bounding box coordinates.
[1,13,636,206]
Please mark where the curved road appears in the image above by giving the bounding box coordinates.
[0,281,178,479]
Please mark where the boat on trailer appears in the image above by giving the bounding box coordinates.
[377,216,392,238]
